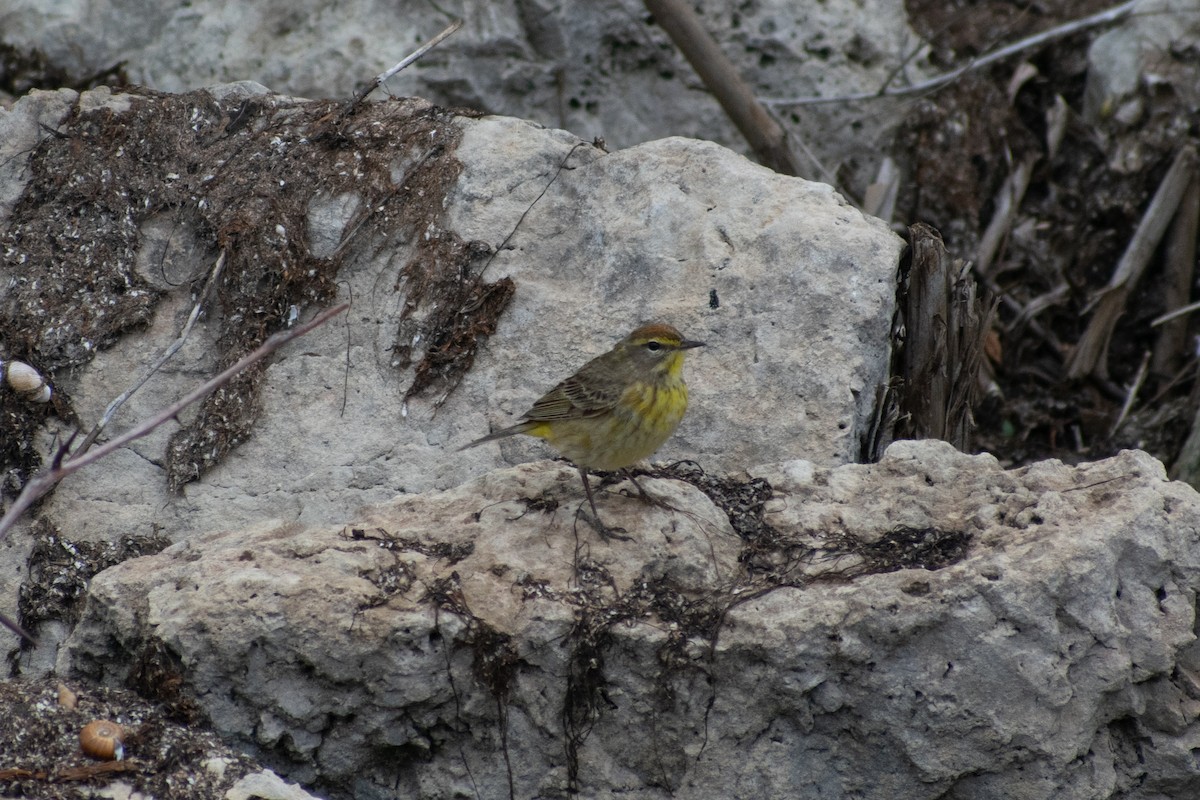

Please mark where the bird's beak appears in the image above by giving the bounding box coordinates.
[679,339,705,350]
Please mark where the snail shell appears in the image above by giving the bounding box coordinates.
[57,682,79,710]
[80,720,125,761]
[3,360,52,402]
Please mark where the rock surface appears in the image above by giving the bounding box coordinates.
[0,84,899,669]
[1084,0,1199,124]
[0,0,928,188]
[60,441,1200,799]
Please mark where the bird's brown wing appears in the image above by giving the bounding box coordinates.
[522,362,621,422]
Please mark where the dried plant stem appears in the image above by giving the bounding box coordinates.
[0,303,349,544]
[1151,180,1199,376]
[1109,350,1151,437]
[901,223,990,449]
[762,0,1140,107]
[349,19,464,108]
[644,0,805,176]
[976,156,1035,278]
[1067,146,1197,379]
[863,157,900,222]
[0,302,348,643]
[75,251,226,454]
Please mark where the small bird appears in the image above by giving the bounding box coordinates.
[460,322,705,539]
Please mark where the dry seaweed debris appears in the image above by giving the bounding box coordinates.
[15,520,169,638]
[0,86,510,491]
[0,676,263,800]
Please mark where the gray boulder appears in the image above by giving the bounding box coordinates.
[0,84,898,672]
[0,0,929,189]
[59,441,1200,798]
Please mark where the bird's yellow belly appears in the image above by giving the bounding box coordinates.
[529,381,688,471]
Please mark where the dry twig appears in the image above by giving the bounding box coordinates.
[0,303,349,643]
[75,251,226,454]
[644,0,806,176]
[976,155,1035,279]
[1067,146,1197,379]
[0,303,348,540]
[348,19,463,109]
[762,0,1140,107]
[1152,179,1199,376]
[1109,350,1151,437]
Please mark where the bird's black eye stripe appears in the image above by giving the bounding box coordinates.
[645,340,663,351]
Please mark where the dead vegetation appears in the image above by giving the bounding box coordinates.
[895,0,1200,477]
[0,677,262,800]
[0,85,508,493]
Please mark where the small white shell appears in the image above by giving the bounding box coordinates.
[4,360,52,402]
[57,682,79,709]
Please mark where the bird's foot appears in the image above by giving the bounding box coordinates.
[577,508,633,541]
[620,469,674,511]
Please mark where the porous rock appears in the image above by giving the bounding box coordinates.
[60,441,1200,799]
[1,83,899,667]
[0,0,928,188]
[1084,0,1200,126]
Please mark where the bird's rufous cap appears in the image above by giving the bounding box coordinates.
[629,322,705,349]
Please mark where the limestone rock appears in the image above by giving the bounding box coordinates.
[1082,0,1200,173]
[0,0,929,187]
[60,441,1200,799]
[1084,0,1200,125]
[0,83,899,668]
[64,461,743,795]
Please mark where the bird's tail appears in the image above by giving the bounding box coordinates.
[457,421,536,451]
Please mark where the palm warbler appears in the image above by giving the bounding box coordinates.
[460,322,704,539]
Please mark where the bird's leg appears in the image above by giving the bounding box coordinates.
[578,466,631,541]
[621,468,653,501]
[620,468,674,511]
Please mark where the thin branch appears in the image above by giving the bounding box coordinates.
[976,155,1034,278]
[762,0,1140,107]
[1151,298,1200,327]
[976,276,1067,354]
[347,19,464,109]
[1067,146,1197,379]
[645,0,806,176]
[1152,179,1199,375]
[0,303,349,545]
[0,613,34,645]
[75,251,226,454]
[1109,350,1151,438]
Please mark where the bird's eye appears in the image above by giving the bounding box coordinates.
[645,341,662,351]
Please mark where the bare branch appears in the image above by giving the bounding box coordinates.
[976,155,1034,279]
[0,303,349,544]
[644,0,806,177]
[1152,179,1199,375]
[0,614,34,645]
[1109,350,1151,437]
[1067,146,1197,379]
[762,0,1140,107]
[75,250,226,454]
[347,19,464,109]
